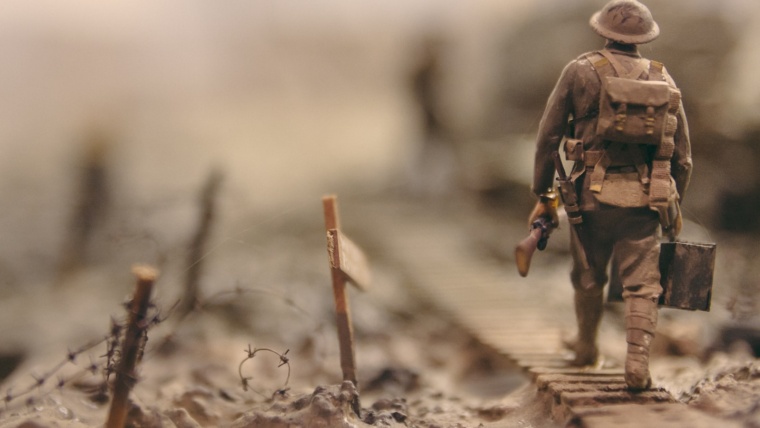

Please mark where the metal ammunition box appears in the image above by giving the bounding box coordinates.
[607,241,715,311]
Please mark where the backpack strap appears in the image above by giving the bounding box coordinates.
[589,145,612,193]
[598,49,649,79]
[585,52,615,190]
[588,51,614,78]
[648,60,682,232]
[648,60,664,81]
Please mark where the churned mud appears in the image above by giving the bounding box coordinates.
[0,191,758,428]
[0,195,538,427]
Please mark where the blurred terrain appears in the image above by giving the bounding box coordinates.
[1,0,759,267]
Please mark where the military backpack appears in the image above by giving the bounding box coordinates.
[593,49,680,145]
[584,49,682,236]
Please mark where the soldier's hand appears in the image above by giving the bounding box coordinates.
[528,199,559,229]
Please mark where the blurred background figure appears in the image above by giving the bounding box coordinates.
[57,129,112,278]
[405,34,457,198]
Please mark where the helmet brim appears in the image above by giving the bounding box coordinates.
[590,11,660,44]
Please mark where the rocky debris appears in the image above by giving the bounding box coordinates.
[229,382,369,428]
[165,408,203,428]
[171,388,222,426]
[686,359,760,423]
[364,367,420,395]
[566,403,743,428]
[124,399,171,428]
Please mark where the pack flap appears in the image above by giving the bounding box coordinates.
[604,76,671,106]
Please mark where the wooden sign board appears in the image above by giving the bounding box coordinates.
[327,229,371,291]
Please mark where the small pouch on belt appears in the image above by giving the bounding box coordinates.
[563,138,584,162]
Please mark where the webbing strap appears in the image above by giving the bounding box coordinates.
[649,160,672,203]
[648,60,680,220]
[590,52,614,79]
[589,146,612,193]
[588,53,615,193]
[629,145,651,185]
[599,49,649,79]
[589,142,651,192]
[649,60,664,81]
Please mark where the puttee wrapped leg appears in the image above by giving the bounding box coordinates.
[624,297,658,390]
[570,289,603,366]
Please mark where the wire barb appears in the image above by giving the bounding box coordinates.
[237,345,292,398]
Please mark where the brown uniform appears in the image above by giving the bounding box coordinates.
[532,43,692,299]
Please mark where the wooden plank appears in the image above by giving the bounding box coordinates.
[327,229,371,291]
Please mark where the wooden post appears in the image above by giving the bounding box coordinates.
[106,265,157,428]
[322,195,358,386]
[179,169,223,317]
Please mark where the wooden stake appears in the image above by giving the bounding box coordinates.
[322,195,358,386]
[106,265,158,428]
[179,169,223,316]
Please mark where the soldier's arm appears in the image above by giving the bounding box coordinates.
[532,60,577,198]
[663,69,693,201]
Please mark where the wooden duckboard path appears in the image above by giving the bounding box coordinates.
[357,199,736,428]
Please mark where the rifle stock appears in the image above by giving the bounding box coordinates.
[515,218,551,277]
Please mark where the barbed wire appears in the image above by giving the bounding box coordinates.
[3,333,113,409]
[1,299,167,411]
[237,345,291,399]
[2,282,316,413]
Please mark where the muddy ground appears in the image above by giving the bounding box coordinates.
[0,188,758,428]
[0,188,542,428]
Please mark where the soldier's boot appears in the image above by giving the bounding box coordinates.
[570,290,603,366]
[624,297,658,391]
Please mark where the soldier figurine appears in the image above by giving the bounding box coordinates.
[528,0,692,390]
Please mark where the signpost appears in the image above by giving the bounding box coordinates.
[322,195,371,387]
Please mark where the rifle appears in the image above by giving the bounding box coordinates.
[515,217,552,277]
[552,151,594,274]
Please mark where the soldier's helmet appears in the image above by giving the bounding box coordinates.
[590,0,659,44]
